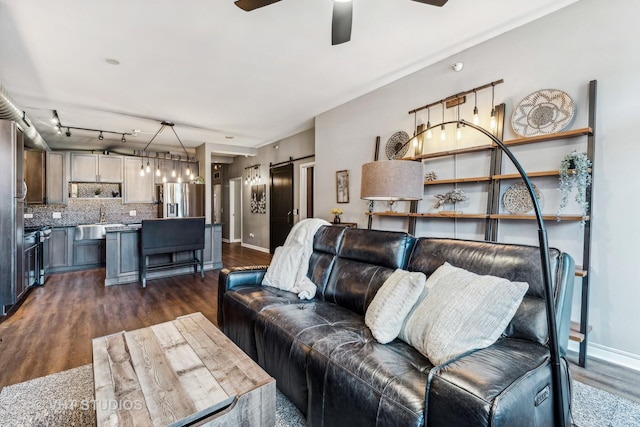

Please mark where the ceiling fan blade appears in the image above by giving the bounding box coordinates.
[234,0,281,12]
[332,1,353,45]
[411,0,448,6]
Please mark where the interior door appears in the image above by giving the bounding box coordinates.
[269,164,293,253]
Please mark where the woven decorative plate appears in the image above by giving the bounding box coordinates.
[385,131,410,160]
[503,182,543,214]
[511,89,575,137]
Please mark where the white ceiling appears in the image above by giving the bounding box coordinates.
[0,0,578,156]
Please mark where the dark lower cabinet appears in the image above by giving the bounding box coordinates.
[49,227,71,269]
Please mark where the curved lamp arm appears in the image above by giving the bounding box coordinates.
[407,119,566,427]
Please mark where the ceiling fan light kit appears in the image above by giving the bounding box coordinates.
[235,0,448,45]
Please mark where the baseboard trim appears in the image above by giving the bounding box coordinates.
[569,341,640,372]
[241,242,270,253]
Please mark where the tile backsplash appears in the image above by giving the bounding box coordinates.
[25,198,157,227]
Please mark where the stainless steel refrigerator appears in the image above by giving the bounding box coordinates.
[0,120,24,315]
[156,183,205,218]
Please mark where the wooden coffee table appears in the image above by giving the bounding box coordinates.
[92,312,275,426]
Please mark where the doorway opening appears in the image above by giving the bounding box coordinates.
[299,162,315,220]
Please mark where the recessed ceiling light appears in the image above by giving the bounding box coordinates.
[105,58,120,65]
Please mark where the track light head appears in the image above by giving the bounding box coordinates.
[98,131,104,141]
[65,128,71,137]
[121,134,126,143]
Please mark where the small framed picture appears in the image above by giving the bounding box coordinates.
[336,170,349,203]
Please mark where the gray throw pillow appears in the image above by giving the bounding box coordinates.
[399,262,528,366]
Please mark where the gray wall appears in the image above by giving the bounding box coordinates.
[227,128,315,251]
[315,0,640,368]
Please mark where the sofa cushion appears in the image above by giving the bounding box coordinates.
[365,269,426,344]
[400,262,528,366]
[322,229,415,315]
[222,286,309,361]
[306,328,432,427]
[255,302,365,415]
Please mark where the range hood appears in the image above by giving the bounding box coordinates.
[0,83,49,151]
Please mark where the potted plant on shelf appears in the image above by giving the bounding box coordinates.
[557,149,592,225]
[331,208,343,224]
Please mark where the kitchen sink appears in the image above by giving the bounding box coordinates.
[75,223,124,240]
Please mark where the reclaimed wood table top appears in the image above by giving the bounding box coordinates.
[92,312,274,427]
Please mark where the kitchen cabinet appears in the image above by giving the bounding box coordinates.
[49,227,72,270]
[123,156,155,203]
[46,151,68,205]
[24,149,45,204]
[70,153,123,182]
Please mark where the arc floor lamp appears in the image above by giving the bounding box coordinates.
[361,119,568,427]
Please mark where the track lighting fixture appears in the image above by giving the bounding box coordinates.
[51,110,132,141]
[456,100,463,141]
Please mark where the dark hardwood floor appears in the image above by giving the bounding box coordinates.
[0,242,271,389]
[1,241,638,406]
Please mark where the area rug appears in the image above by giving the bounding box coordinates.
[0,364,638,426]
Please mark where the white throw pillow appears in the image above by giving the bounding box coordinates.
[365,269,426,344]
[400,262,529,366]
[262,245,305,292]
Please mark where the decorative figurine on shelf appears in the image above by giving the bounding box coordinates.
[94,188,102,198]
[433,188,467,209]
[331,208,343,224]
[425,171,438,182]
[557,149,592,226]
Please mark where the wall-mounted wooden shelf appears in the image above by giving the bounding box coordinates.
[490,214,588,221]
[409,144,493,161]
[501,127,592,147]
[424,176,491,185]
[493,170,560,180]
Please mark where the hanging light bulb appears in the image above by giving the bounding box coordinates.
[186,163,191,176]
[145,160,151,174]
[171,160,177,178]
[139,164,145,177]
[489,83,497,130]
[412,112,418,147]
[426,107,432,140]
[473,90,480,125]
[162,175,167,183]
[456,99,463,141]
[190,173,195,180]
[440,102,446,141]
[177,175,182,183]
[155,160,161,177]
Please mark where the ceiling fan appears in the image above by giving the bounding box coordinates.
[234,0,449,45]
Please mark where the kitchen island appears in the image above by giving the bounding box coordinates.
[104,223,222,286]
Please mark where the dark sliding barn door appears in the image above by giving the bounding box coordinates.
[270,163,294,253]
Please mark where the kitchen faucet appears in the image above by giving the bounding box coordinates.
[99,205,106,223]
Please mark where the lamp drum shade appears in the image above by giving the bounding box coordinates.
[361,160,424,201]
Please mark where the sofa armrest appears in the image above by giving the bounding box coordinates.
[554,253,575,356]
[217,266,268,327]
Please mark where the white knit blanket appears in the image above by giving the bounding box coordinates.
[263,218,329,299]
